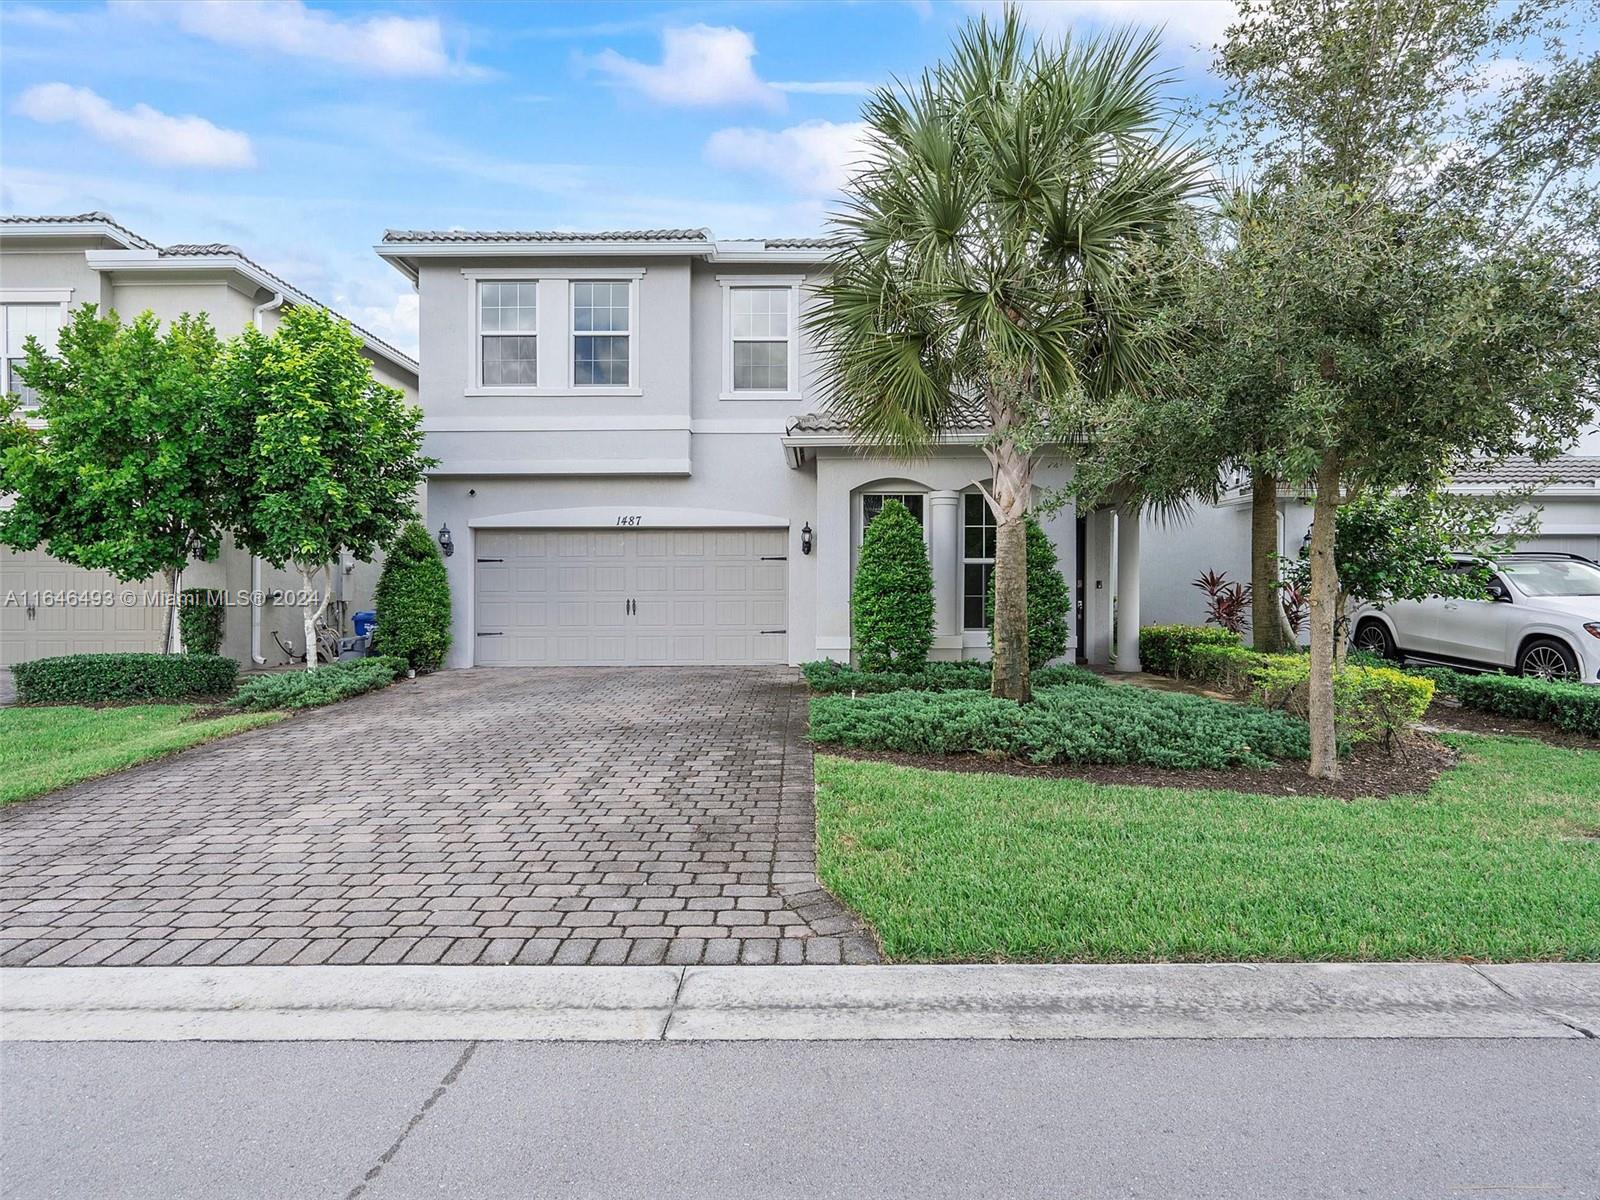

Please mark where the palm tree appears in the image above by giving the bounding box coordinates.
[808,9,1206,701]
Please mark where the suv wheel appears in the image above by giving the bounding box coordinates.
[1517,638,1578,682]
[1353,619,1398,661]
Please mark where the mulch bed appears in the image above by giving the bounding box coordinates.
[820,736,1461,800]
[1421,698,1600,753]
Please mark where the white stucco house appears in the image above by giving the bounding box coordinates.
[377,226,1149,671]
[0,212,420,668]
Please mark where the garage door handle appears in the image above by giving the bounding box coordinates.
[477,631,503,637]
[761,629,786,634]
[761,555,787,561]
[476,557,503,563]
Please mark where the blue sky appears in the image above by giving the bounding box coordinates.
[0,1,1240,354]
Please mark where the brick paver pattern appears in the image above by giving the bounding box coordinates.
[0,668,879,967]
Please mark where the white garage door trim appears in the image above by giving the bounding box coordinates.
[474,527,788,666]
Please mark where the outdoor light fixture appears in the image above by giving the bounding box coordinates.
[801,522,813,555]
[438,524,454,558]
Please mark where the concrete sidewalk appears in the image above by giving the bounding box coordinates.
[4,962,1596,1041]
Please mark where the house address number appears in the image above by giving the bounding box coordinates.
[615,514,644,527]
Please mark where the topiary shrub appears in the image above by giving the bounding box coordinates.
[13,653,238,704]
[852,500,933,673]
[1139,625,1244,676]
[370,521,452,672]
[985,516,1072,668]
[178,588,225,656]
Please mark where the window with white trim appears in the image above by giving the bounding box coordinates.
[2,304,61,410]
[573,281,631,387]
[962,492,997,629]
[861,492,926,541]
[478,282,538,387]
[730,287,790,391]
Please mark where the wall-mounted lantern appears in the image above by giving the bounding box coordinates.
[801,522,814,555]
[438,524,455,558]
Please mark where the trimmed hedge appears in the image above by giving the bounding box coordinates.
[1453,673,1600,737]
[371,521,452,673]
[802,659,1104,694]
[178,588,226,656]
[13,653,239,704]
[810,683,1312,769]
[852,500,934,672]
[229,656,408,711]
[1139,624,1244,676]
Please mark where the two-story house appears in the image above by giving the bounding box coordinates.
[376,227,1152,671]
[1,212,420,668]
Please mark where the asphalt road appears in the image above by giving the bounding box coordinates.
[3,1039,1597,1200]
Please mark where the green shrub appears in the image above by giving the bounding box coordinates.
[852,500,934,672]
[1139,625,1244,676]
[1177,643,1264,694]
[985,516,1072,668]
[810,683,1312,769]
[177,588,226,656]
[1453,673,1600,737]
[802,659,1103,694]
[1404,665,1472,697]
[229,656,407,711]
[13,653,238,704]
[370,521,452,672]
[1253,657,1434,745]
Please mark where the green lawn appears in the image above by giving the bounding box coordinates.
[0,704,285,806]
[816,735,1600,962]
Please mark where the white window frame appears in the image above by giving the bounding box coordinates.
[475,280,539,390]
[461,268,643,398]
[718,275,803,401]
[1,289,72,411]
[961,490,997,631]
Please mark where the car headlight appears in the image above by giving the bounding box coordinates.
[1585,623,1600,640]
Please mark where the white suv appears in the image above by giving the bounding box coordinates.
[1351,553,1600,684]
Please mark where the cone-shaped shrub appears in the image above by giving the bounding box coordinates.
[987,517,1072,669]
[852,499,933,672]
[370,521,452,672]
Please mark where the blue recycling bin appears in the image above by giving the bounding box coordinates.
[353,610,377,639]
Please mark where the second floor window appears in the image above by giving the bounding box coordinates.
[573,281,631,387]
[2,303,61,410]
[479,282,537,387]
[730,287,790,392]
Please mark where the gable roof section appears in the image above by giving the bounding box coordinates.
[1449,455,1600,491]
[0,211,160,251]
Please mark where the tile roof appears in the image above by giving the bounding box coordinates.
[0,211,159,250]
[787,398,989,435]
[1451,455,1600,488]
[382,228,711,243]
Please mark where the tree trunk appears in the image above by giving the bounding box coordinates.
[986,429,1034,703]
[298,563,333,673]
[163,567,184,655]
[1249,468,1292,654]
[1307,453,1343,780]
[1334,592,1350,669]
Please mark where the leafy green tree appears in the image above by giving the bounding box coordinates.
[852,500,934,673]
[809,9,1205,701]
[222,306,430,671]
[0,306,229,653]
[371,520,452,672]
[987,517,1072,669]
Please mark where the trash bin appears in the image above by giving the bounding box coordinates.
[353,610,377,639]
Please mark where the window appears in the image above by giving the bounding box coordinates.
[963,493,997,629]
[2,303,60,409]
[478,282,538,387]
[573,281,631,387]
[730,287,790,392]
[861,492,925,539]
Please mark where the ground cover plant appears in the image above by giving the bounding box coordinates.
[229,656,408,711]
[816,735,1600,962]
[0,704,283,806]
[802,660,1102,694]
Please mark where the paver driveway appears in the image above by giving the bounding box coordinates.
[0,668,878,967]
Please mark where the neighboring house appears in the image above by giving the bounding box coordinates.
[378,227,1133,670]
[1140,451,1600,633]
[0,212,420,668]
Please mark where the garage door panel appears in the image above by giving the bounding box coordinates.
[473,526,787,666]
[1,547,167,666]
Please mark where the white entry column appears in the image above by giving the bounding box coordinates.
[928,490,962,656]
[1115,505,1142,672]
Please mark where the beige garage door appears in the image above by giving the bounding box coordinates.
[1,547,168,667]
[474,527,788,666]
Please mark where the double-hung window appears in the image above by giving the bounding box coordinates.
[573,281,631,387]
[861,492,926,539]
[962,493,997,629]
[731,287,790,391]
[478,282,537,387]
[2,303,62,410]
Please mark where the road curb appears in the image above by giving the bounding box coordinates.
[2,963,1595,1042]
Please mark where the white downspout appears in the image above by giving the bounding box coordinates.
[248,292,284,665]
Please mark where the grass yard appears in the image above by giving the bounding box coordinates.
[816,735,1600,962]
[0,704,285,806]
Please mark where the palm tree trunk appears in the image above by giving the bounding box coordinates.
[988,433,1033,703]
[1249,468,1292,653]
[1307,452,1342,779]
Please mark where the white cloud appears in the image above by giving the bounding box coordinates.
[772,80,878,96]
[704,120,871,196]
[351,289,419,356]
[590,24,784,109]
[14,84,256,168]
[116,0,469,78]
[968,0,1238,54]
